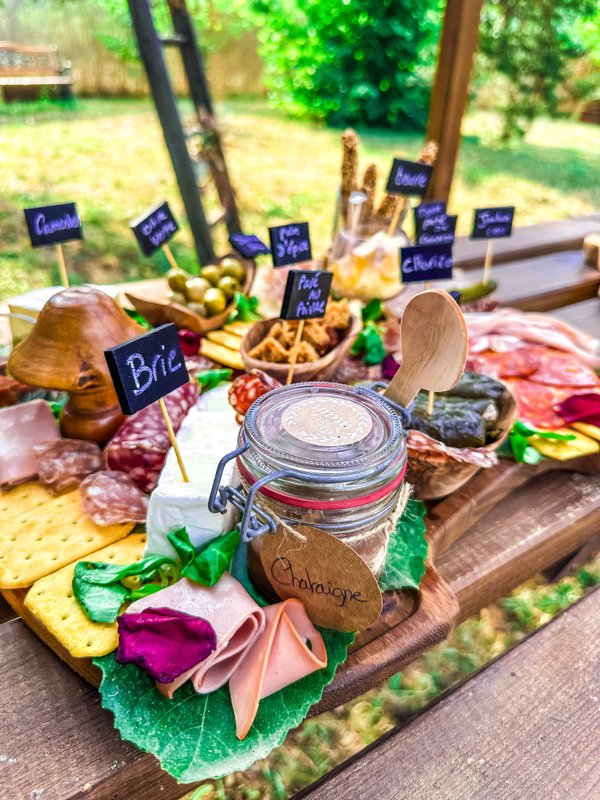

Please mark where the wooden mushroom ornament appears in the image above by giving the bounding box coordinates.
[9,286,144,443]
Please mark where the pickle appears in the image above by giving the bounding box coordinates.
[453,280,497,304]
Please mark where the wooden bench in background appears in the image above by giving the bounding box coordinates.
[0,41,74,102]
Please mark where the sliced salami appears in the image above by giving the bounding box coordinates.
[33,439,104,495]
[466,348,540,379]
[506,379,572,430]
[528,350,600,389]
[80,470,149,526]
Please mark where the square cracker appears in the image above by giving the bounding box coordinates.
[24,533,147,658]
[0,482,135,588]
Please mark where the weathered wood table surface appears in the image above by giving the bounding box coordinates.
[1,217,599,799]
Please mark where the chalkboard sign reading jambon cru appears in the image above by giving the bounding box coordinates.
[104,324,188,416]
[24,203,83,248]
[280,270,333,321]
[130,201,179,257]
[471,207,515,239]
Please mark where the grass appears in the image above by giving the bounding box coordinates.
[1,97,600,299]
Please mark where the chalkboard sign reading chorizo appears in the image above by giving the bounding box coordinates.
[470,206,515,239]
[130,201,179,257]
[280,269,333,321]
[24,203,83,247]
[229,232,270,258]
[385,159,433,197]
[104,323,188,415]
[400,243,453,283]
[268,222,312,267]
[416,214,457,246]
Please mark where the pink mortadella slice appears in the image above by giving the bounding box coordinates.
[229,598,328,740]
[126,574,265,697]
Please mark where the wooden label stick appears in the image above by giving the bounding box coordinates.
[162,243,180,272]
[158,396,189,482]
[427,389,435,416]
[286,319,305,385]
[483,240,494,285]
[55,244,69,288]
[387,202,404,237]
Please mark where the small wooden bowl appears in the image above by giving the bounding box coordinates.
[240,314,362,384]
[125,253,255,335]
[405,387,518,500]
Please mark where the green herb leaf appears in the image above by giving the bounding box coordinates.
[351,322,386,365]
[167,528,240,587]
[124,307,152,330]
[361,298,383,323]
[379,499,428,592]
[94,627,352,782]
[197,368,233,391]
[229,292,262,323]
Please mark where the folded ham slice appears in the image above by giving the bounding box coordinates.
[126,575,265,697]
[229,598,327,740]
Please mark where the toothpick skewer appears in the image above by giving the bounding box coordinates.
[55,244,69,288]
[286,320,305,385]
[158,397,189,482]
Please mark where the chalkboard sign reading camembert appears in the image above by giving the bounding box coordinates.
[416,214,457,246]
[229,232,270,259]
[385,158,434,197]
[280,269,333,321]
[268,222,312,267]
[400,243,453,283]
[24,203,83,247]
[130,201,179,257]
[104,323,188,415]
[470,206,515,239]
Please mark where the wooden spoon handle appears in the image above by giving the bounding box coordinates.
[383,367,421,408]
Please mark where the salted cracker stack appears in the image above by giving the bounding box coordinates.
[24,533,147,658]
[0,482,135,589]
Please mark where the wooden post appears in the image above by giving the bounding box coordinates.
[482,240,494,285]
[162,244,180,271]
[55,244,69,288]
[286,320,305,385]
[425,0,484,202]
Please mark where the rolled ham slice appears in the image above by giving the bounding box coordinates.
[126,574,265,697]
[229,598,327,740]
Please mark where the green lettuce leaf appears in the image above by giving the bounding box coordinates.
[379,499,428,592]
[167,528,240,587]
[361,298,383,323]
[229,292,262,323]
[351,322,386,365]
[94,627,352,782]
[196,368,232,391]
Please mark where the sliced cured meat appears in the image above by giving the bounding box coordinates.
[229,598,327,740]
[0,400,60,490]
[407,430,498,467]
[506,379,572,429]
[466,348,540,379]
[528,351,600,388]
[33,438,103,495]
[104,379,199,493]
[80,470,149,526]
[126,575,266,697]
[228,370,281,422]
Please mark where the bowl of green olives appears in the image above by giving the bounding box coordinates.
[125,254,254,334]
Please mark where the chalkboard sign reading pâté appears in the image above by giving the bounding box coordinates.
[280,269,333,321]
[470,206,515,239]
[130,201,179,257]
[416,214,457,246]
[24,203,83,248]
[385,159,434,197]
[268,222,312,267]
[229,232,270,259]
[400,243,453,284]
[104,323,188,416]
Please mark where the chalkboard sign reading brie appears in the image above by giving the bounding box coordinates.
[229,232,270,258]
[104,323,188,415]
[130,201,179,257]
[385,158,433,197]
[24,203,83,248]
[400,243,453,283]
[280,269,333,321]
[268,222,312,267]
[470,206,515,239]
[416,214,457,246]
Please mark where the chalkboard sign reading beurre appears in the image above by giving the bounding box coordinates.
[24,203,83,247]
[385,159,433,197]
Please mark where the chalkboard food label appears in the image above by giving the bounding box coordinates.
[104,323,188,415]
[269,222,312,267]
[470,206,515,239]
[413,201,447,234]
[130,201,179,257]
[385,158,433,197]
[400,243,453,283]
[24,203,83,248]
[229,232,270,258]
[416,214,457,246]
[259,524,383,632]
[280,269,333,321]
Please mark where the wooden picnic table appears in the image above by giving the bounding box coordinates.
[1,216,599,799]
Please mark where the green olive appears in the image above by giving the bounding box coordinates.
[167,291,187,306]
[187,301,207,317]
[203,287,227,316]
[167,269,189,294]
[217,275,240,300]
[220,258,246,282]
[184,276,211,302]
[200,264,222,286]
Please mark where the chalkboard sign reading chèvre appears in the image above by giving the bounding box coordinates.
[229,232,270,259]
[470,206,515,240]
[400,243,453,284]
[24,203,83,247]
[385,159,434,197]
[280,269,333,322]
[268,222,312,267]
[130,201,179,257]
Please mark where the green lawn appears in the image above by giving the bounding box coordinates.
[1,97,600,299]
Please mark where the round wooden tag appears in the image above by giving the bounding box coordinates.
[259,525,383,632]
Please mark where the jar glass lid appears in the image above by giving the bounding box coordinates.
[243,382,403,475]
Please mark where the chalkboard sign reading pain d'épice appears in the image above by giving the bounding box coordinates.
[386,159,433,197]
[280,269,333,321]
[24,203,83,247]
[471,206,515,239]
[104,324,188,415]
[400,243,453,284]
[268,222,312,267]
[130,201,179,257]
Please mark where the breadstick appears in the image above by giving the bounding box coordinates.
[340,128,359,225]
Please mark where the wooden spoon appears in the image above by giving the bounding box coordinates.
[384,290,468,407]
